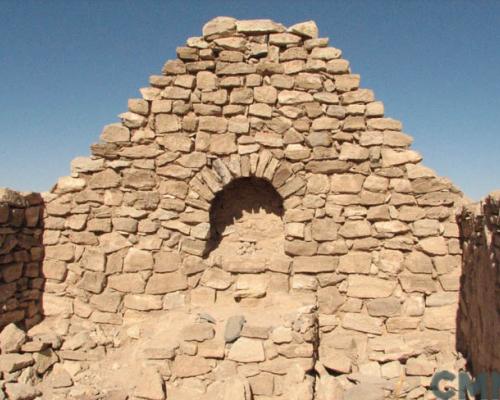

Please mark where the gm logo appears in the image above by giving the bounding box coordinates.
[430,371,500,399]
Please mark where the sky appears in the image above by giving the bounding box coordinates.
[0,0,498,201]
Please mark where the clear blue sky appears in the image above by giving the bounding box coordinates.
[1,0,498,200]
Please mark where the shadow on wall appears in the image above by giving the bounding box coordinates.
[0,189,46,332]
[207,177,284,255]
[456,193,500,382]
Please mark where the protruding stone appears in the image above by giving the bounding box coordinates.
[236,19,285,34]
[101,123,130,142]
[225,316,246,343]
[203,17,237,39]
[311,47,342,60]
[71,157,104,173]
[55,176,86,193]
[288,21,319,38]
[381,148,422,167]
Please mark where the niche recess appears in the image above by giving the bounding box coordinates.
[207,177,287,276]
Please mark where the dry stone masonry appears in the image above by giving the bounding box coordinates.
[0,190,43,331]
[0,16,496,400]
[457,192,500,376]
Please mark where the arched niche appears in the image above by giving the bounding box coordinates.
[206,177,291,284]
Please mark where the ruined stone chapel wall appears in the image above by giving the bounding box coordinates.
[0,17,473,399]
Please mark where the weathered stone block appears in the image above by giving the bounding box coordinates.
[146,271,188,294]
[293,256,338,273]
[347,275,396,298]
[338,252,371,274]
[108,273,146,294]
[228,338,266,362]
[342,313,382,335]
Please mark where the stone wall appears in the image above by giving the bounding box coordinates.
[457,191,500,374]
[0,17,475,399]
[0,189,44,330]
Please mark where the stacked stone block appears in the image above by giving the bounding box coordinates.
[457,191,500,375]
[0,189,43,330]
[0,17,475,399]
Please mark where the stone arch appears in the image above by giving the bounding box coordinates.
[207,176,285,254]
[179,152,304,258]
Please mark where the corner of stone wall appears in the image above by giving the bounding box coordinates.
[457,190,500,374]
[0,188,44,331]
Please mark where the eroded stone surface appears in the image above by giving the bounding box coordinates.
[0,16,472,400]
